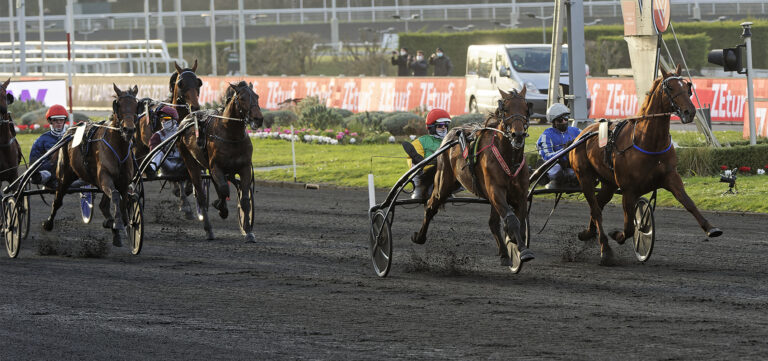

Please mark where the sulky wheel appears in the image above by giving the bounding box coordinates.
[80,186,95,224]
[633,197,655,262]
[126,194,144,255]
[19,194,30,241]
[3,197,22,258]
[369,210,393,277]
[236,176,256,235]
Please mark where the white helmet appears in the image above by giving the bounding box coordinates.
[546,103,570,123]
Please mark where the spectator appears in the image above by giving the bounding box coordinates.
[429,47,453,76]
[409,50,428,76]
[390,47,410,76]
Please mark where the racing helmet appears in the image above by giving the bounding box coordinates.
[546,103,570,123]
[45,104,68,120]
[157,105,179,120]
[425,108,451,136]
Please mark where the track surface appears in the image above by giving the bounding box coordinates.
[1,183,767,360]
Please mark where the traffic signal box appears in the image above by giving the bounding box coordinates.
[707,46,745,74]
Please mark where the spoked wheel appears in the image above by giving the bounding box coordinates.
[236,175,256,235]
[126,194,144,255]
[18,194,30,241]
[195,176,210,220]
[633,197,655,262]
[80,185,95,224]
[369,209,393,277]
[3,197,22,258]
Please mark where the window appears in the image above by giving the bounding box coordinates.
[506,47,569,73]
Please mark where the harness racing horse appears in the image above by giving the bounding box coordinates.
[0,78,21,190]
[569,64,722,265]
[177,81,263,243]
[412,88,535,269]
[134,60,202,219]
[43,84,139,247]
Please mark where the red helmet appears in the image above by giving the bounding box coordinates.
[45,104,68,120]
[425,108,451,127]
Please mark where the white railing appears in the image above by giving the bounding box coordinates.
[0,1,763,33]
[0,40,186,76]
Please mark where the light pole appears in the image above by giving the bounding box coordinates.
[392,14,419,33]
[526,13,552,44]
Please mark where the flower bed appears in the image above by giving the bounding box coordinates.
[249,127,395,145]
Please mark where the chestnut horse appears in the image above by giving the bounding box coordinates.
[44,84,139,247]
[569,64,722,265]
[412,88,535,268]
[0,78,21,190]
[134,60,202,218]
[176,81,263,242]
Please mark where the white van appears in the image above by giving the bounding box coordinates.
[465,44,577,120]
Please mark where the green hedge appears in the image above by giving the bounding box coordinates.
[677,144,768,176]
[592,33,710,76]
[399,20,768,76]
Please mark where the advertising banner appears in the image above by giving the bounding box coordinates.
[5,79,67,106]
[587,77,768,123]
[744,101,768,139]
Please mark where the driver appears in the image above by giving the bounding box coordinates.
[402,108,451,200]
[148,106,185,178]
[29,104,69,187]
[536,103,581,189]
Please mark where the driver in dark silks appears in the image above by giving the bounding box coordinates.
[29,104,86,189]
[402,108,452,200]
[536,103,581,189]
[148,106,185,177]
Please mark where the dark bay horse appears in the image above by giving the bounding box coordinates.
[134,60,202,218]
[44,84,139,247]
[177,81,263,242]
[0,78,21,190]
[569,64,722,265]
[412,88,535,268]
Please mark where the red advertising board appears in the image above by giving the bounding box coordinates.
[743,101,768,139]
[199,76,466,115]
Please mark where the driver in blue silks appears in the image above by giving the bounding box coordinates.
[536,103,581,189]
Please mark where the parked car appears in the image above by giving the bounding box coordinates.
[465,44,588,120]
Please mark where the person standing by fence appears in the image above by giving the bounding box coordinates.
[429,47,453,76]
[409,50,428,76]
[391,48,410,76]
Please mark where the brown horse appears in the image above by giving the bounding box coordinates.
[412,88,535,268]
[176,81,263,243]
[0,78,21,190]
[134,60,202,218]
[43,84,139,247]
[569,64,722,265]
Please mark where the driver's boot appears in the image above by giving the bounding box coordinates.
[411,175,428,200]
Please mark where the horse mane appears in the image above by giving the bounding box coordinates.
[638,76,664,116]
[224,81,249,106]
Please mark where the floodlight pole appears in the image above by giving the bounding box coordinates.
[210,0,217,76]
[18,0,27,75]
[238,0,246,75]
[8,0,16,76]
[742,22,756,145]
[39,0,45,76]
[175,0,183,61]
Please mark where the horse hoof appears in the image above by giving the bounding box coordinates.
[42,220,53,232]
[707,227,722,238]
[112,234,123,247]
[244,233,256,243]
[103,219,114,229]
[500,257,513,267]
[609,231,626,245]
[578,229,595,241]
[410,232,425,245]
[206,230,215,240]
[519,249,535,263]
[183,211,195,220]
[218,208,228,219]
[599,249,616,266]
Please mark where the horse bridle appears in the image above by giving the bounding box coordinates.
[661,76,692,120]
[174,70,200,112]
[494,95,530,147]
[113,93,138,132]
[229,84,260,129]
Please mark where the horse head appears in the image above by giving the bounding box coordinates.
[660,64,695,124]
[172,60,202,112]
[227,81,264,130]
[494,88,530,150]
[0,78,13,118]
[112,84,139,141]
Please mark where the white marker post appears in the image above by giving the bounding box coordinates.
[368,174,376,209]
[291,125,297,182]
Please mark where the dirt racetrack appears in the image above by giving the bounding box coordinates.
[1,182,767,360]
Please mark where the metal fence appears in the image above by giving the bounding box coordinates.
[0,1,764,34]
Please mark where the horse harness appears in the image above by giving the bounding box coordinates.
[81,93,137,170]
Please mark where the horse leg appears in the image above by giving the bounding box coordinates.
[509,191,533,262]
[608,191,637,245]
[177,180,194,220]
[42,169,77,231]
[577,173,614,265]
[209,166,230,220]
[411,167,455,245]
[98,194,113,229]
[238,166,256,243]
[100,179,125,247]
[488,209,510,266]
[580,182,617,241]
[664,172,721,237]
